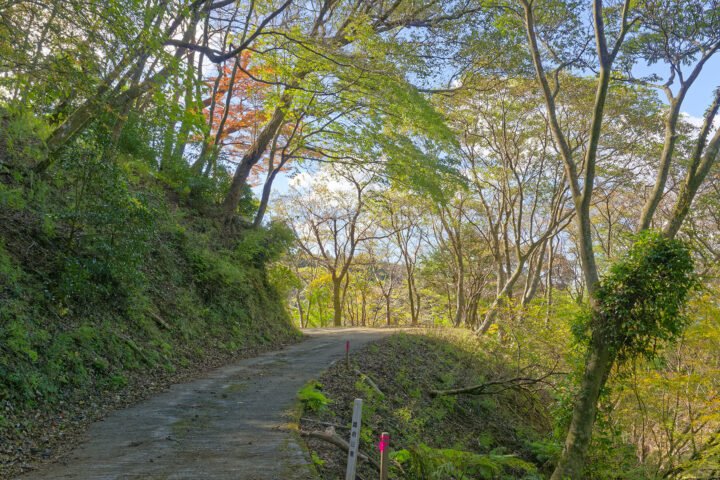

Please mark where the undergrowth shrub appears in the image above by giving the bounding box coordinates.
[50,142,158,309]
[394,444,539,480]
[297,381,332,413]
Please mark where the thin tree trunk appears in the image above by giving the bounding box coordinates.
[21,3,58,109]
[638,44,720,231]
[663,89,720,239]
[204,55,241,170]
[522,240,547,306]
[306,297,313,328]
[546,237,555,324]
[361,292,366,327]
[637,99,682,231]
[407,275,419,325]
[221,97,291,219]
[296,292,306,327]
[477,258,525,334]
[38,1,186,162]
[192,63,224,173]
[453,269,465,327]
[253,153,288,227]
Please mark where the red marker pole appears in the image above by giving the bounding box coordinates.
[346,341,350,368]
[379,432,389,480]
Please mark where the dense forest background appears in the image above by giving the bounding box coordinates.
[1,0,720,478]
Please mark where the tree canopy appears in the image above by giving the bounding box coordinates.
[2,0,720,478]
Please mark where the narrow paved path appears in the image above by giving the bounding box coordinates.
[24,328,392,480]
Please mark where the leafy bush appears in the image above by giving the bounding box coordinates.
[50,143,158,307]
[0,107,49,169]
[575,230,698,362]
[234,222,294,267]
[297,381,332,413]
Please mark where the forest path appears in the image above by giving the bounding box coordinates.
[24,328,392,480]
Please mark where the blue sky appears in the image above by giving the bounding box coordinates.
[681,55,720,118]
[634,55,720,118]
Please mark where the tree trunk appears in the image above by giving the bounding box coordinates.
[204,55,241,170]
[192,69,224,173]
[466,295,479,328]
[522,240,547,306]
[332,277,343,327]
[637,100,681,231]
[453,269,465,327]
[407,277,419,325]
[221,92,293,219]
[663,90,720,239]
[253,154,288,228]
[361,293,366,327]
[36,4,192,170]
[306,298,313,327]
[546,237,555,324]
[550,338,613,480]
[169,56,199,166]
[478,257,526,334]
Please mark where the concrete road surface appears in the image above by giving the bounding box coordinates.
[24,328,392,480]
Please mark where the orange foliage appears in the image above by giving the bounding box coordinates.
[203,52,267,162]
[201,53,306,185]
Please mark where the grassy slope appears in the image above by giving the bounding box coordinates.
[0,115,300,476]
[300,330,557,480]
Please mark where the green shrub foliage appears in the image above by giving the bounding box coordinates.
[588,230,698,361]
[0,107,299,411]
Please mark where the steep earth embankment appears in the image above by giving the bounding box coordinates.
[299,330,556,480]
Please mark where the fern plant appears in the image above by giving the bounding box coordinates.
[393,444,538,479]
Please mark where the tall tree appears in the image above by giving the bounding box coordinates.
[502,0,720,477]
[277,166,376,327]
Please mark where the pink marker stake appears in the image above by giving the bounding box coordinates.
[379,433,390,480]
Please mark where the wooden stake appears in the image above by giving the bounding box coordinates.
[379,432,389,480]
[346,340,350,368]
[345,398,363,480]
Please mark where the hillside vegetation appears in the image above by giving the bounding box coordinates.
[0,109,299,476]
[3,0,720,478]
[300,331,556,480]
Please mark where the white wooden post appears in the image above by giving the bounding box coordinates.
[345,398,363,480]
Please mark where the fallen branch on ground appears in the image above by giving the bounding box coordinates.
[430,369,560,397]
[300,429,380,470]
[149,310,172,330]
[353,368,383,395]
[300,417,350,429]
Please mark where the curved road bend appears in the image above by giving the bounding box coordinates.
[24,328,392,480]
